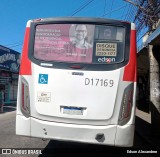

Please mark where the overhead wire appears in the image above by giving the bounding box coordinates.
[124,0,139,22]
[2,40,23,52]
[109,0,114,17]
[8,43,23,48]
[129,5,137,21]
[4,41,23,47]
[4,0,150,52]
[102,0,107,17]
[121,1,129,20]
[124,3,132,20]
[125,4,135,21]
[70,0,94,16]
[102,5,126,17]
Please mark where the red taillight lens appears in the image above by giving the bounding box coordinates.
[21,78,30,117]
[118,84,134,124]
[22,83,26,111]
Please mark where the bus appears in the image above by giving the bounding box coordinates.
[16,17,137,147]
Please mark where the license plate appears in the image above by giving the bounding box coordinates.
[63,107,83,115]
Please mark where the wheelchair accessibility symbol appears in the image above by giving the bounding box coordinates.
[38,74,48,84]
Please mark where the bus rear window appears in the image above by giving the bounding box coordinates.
[34,24,125,64]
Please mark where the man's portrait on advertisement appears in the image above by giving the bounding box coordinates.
[69,24,94,49]
[61,24,95,63]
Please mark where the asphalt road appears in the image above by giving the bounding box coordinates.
[0,111,158,157]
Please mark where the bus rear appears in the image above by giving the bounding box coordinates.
[16,17,137,147]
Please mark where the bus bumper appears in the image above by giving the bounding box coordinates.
[16,115,135,147]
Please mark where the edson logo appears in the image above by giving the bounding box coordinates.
[98,57,115,63]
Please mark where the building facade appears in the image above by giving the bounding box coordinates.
[0,45,20,104]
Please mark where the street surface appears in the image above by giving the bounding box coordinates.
[0,111,158,157]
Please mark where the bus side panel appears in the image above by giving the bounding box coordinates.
[127,82,137,125]
[16,115,31,136]
[115,124,135,147]
[16,20,32,136]
[115,26,137,146]
[115,82,137,147]
[16,76,22,115]
[16,76,31,136]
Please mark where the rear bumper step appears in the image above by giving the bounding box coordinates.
[16,115,134,146]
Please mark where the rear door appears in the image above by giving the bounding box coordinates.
[29,21,127,124]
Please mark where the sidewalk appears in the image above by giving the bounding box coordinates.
[0,103,16,114]
[135,108,160,150]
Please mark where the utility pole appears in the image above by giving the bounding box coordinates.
[149,44,160,137]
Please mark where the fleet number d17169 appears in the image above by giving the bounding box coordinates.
[85,78,114,87]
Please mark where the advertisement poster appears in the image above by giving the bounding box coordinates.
[34,24,95,63]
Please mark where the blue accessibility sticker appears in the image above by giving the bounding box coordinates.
[38,74,48,84]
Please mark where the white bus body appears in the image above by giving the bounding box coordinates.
[16,17,137,147]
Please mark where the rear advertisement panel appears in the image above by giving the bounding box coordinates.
[34,24,125,64]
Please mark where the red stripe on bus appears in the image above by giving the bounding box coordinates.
[123,30,137,82]
[19,27,32,75]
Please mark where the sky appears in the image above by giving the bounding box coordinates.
[0,0,134,53]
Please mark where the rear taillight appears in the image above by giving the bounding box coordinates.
[21,78,30,117]
[118,84,134,125]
